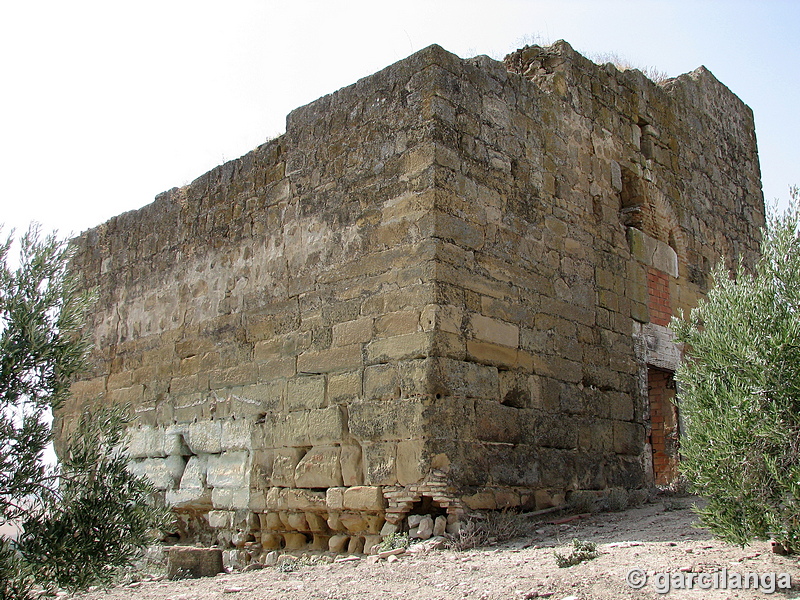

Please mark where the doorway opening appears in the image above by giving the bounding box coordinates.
[648,367,680,485]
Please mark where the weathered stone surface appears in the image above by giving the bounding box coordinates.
[286,375,326,411]
[339,444,364,486]
[294,446,343,488]
[60,39,764,548]
[207,510,233,529]
[285,488,327,511]
[186,421,222,455]
[127,456,185,490]
[127,426,166,458]
[207,451,250,488]
[220,420,253,451]
[343,486,386,511]
[167,547,223,579]
[211,487,250,510]
[328,534,349,553]
[270,448,305,487]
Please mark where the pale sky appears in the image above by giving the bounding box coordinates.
[1,0,798,240]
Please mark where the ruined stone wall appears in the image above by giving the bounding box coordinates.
[57,41,764,558]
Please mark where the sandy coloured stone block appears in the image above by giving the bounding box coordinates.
[211,487,250,510]
[126,426,166,458]
[305,511,329,532]
[327,370,362,404]
[328,534,349,553]
[297,344,362,374]
[361,442,397,485]
[332,317,373,346]
[294,445,343,488]
[347,536,365,554]
[271,448,305,487]
[339,444,363,486]
[207,451,250,488]
[283,532,308,550]
[186,421,222,454]
[365,332,431,365]
[470,314,519,347]
[286,488,327,511]
[396,439,426,485]
[286,375,326,411]
[286,512,308,531]
[326,487,345,510]
[261,533,283,550]
[220,419,253,451]
[343,486,386,511]
[266,487,289,511]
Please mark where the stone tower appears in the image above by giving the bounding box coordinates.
[57,41,764,555]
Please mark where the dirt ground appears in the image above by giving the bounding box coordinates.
[74,497,800,600]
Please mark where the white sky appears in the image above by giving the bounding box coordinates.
[1,0,798,240]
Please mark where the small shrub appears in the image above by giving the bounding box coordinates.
[446,509,531,551]
[553,539,599,568]
[588,51,669,83]
[277,560,296,573]
[377,532,410,552]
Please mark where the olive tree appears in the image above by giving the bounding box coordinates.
[673,188,800,553]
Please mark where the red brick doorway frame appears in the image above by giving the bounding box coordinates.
[648,367,680,485]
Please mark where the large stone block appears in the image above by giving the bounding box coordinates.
[470,314,520,347]
[343,486,386,511]
[396,439,427,485]
[271,448,305,487]
[348,399,424,441]
[365,332,431,365]
[207,451,250,488]
[126,426,166,458]
[294,446,343,488]
[327,370,362,404]
[167,547,223,579]
[127,456,185,490]
[235,381,285,412]
[286,375,326,411]
[286,488,327,511]
[186,421,222,454]
[165,486,212,509]
[362,442,397,485]
[297,344,362,374]
[220,419,253,451]
[339,444,363,486]
[178,454,208,489]
[274,406,346,447]
[211,487,251,510]
[332,317,373,346]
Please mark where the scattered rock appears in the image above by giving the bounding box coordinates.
[407,514,424,528]
[166,546,224,580]
[334,555,361,563]
[433,515,447,537]
[413,516,434,540]
[377,547,405,559]
[406,536,447,554]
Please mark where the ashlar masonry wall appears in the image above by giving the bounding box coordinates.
[57,41,764,557]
